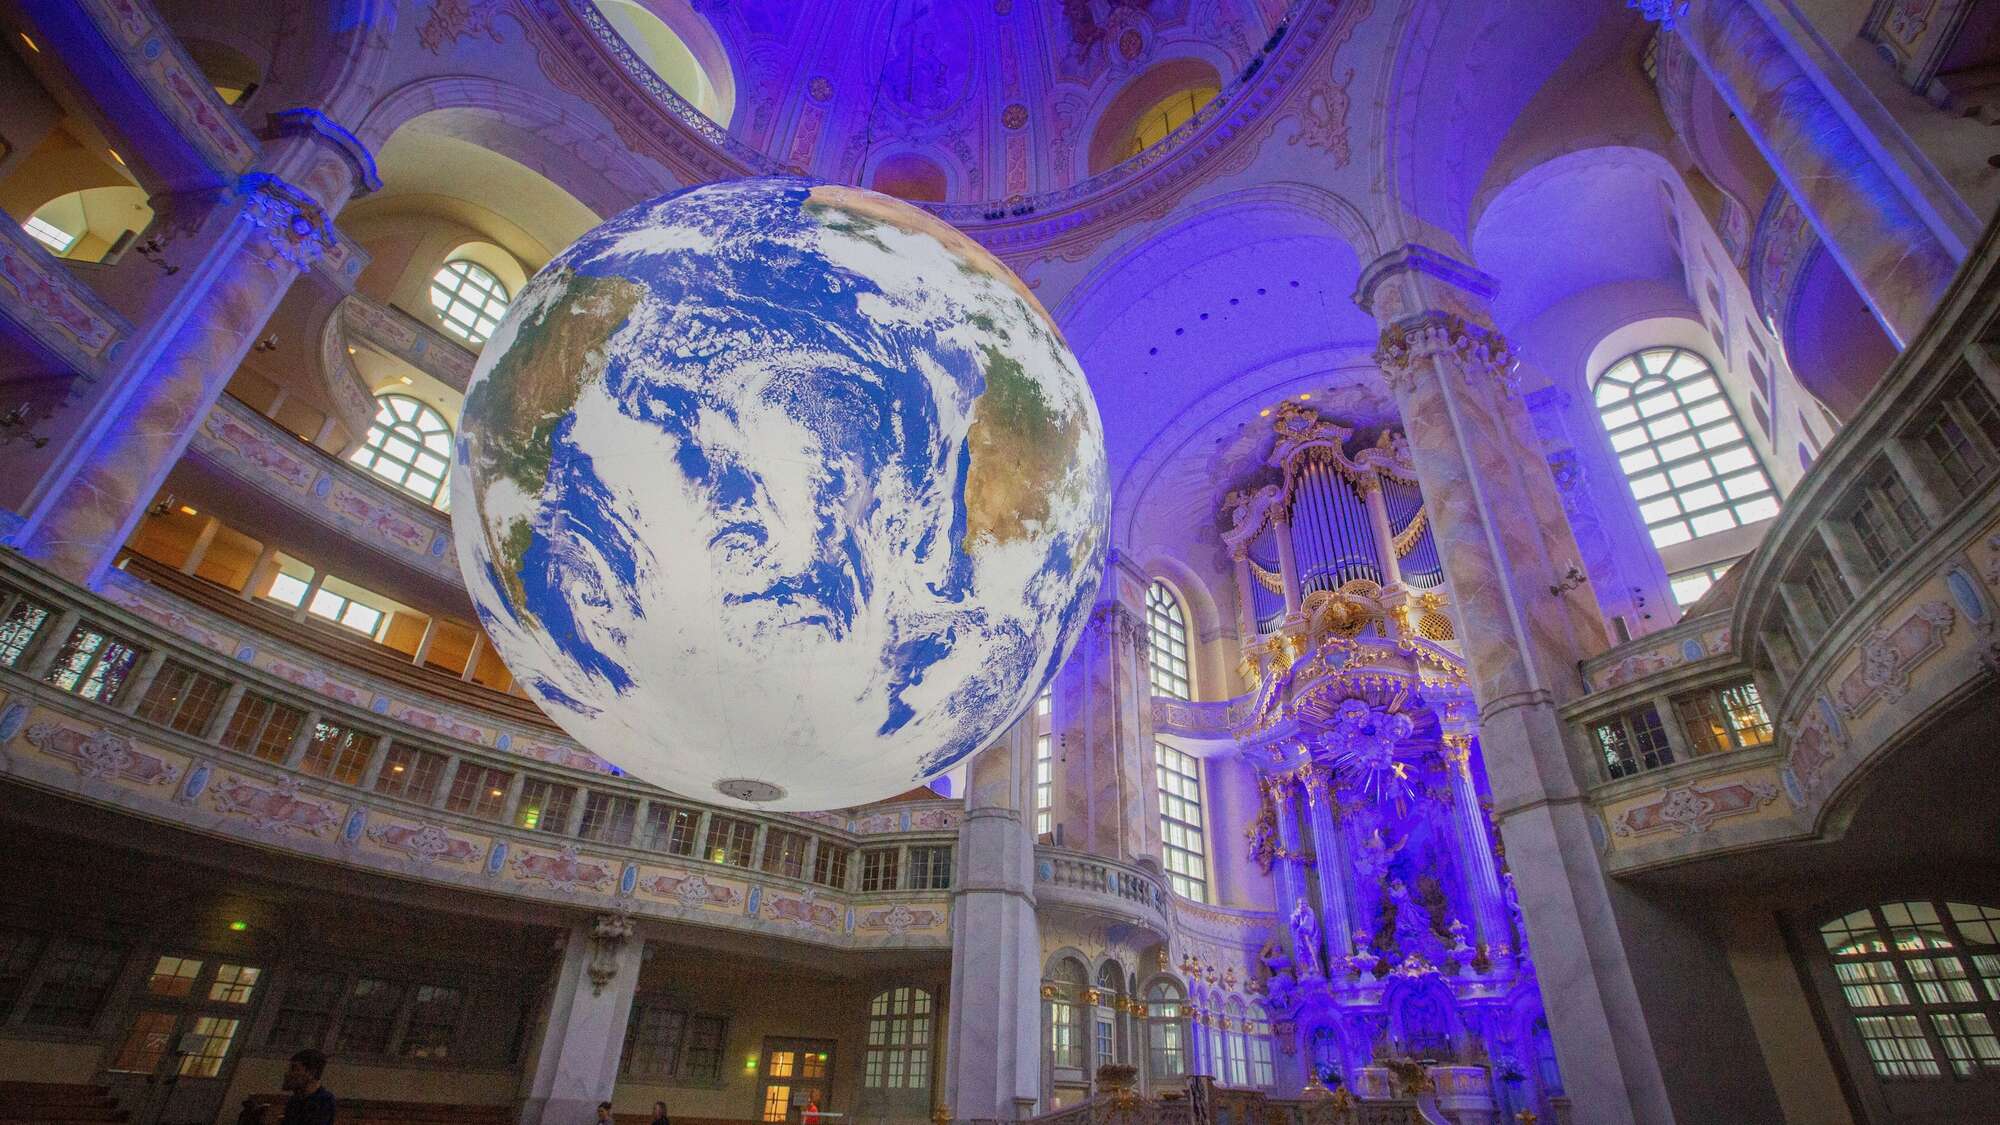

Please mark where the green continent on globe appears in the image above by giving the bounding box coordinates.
[460,268,645,620]
[962,344,1085,552]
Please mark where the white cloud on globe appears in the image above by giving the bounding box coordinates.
[450,177,1108,811]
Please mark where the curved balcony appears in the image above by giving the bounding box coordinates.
[0,550,962,947]
[1567,222,2000,875]
[1033,847,1172,936]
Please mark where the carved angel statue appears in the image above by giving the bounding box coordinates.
[1290,898,1325,980]
[1245,799,1280,874]
[1352,826,1405,885]
[1387,878,1440,960]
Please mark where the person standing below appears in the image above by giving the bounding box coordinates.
[596,1102,615,1125]
[649,1102,670,1125]
[281,1050,335,1125]
[802,1097,820,1125]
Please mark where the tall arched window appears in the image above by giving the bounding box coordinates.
[1223,997,1248,1086]
[1144,979,1186,1084]
[1247,1003,1274,1087]
[862,986,932,1090]
[1146,581,1191,699]
[1153,741,1207,902]
[430,259,511,344]
[1046,959,1087,1076]
[351,394,453,506]
[1594,347,1777,549]
[1817,900,2000,1079]
[1120,86,1218,162]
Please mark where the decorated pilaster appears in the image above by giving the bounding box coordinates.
[1356,244,1670,1124]
[1299,767,1355,961]
[13,109,377,586]
[945,728,1042,1124]
[1053,550,1162,865]
[1441,738,1511,964]
[519,914,642,1125]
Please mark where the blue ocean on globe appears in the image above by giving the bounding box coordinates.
[451,176,1109,810]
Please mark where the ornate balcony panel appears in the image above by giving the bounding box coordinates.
[0,218,130,383]
[187,394,460,586]
[1569,220,2000,876]
[336,292,478,393]
[0,555,957,947]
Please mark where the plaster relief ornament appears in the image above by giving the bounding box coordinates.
[452,177,1109,810]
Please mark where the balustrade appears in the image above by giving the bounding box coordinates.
[0,548,961,943]
[1034,847,1172,925]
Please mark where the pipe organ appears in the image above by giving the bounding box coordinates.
[1222,402,1452,652]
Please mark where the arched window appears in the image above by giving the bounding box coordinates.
[1046,959,1087,1074]
[1247,1003,1274,1087]
[1154,741,1207,902]
[1144,979,1186,1084]
[1146,581,1191,699]
[1818,900,2000,1079]
[1093,963,1125,1067]
[351,394,453,506]
[862,986,932,1090]
[1223,997,1249,1086]
[870,154,949,203]
[429,259,511,344]
[1120,86,1217,162]
[1594,347,1778,549]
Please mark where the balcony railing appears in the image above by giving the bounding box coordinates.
[1034,847,1172,931]
[1567,217,2000,873]
[0,549,961,945]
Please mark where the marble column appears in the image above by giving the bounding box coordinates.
[1053,550,1161,865]
[1354,244,1669,1125]
[14,112,377,586]
[1299,768,1355,960]
[1233,555,1257,639]
[1265,777,1313,961]
[1441,739,1511,960]
[518,915,643,1125]
[945,733,1042,1124]
[1672,0,1960,345]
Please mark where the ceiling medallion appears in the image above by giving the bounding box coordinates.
[1118,28,1144,61]
[1001,103,1029,130]
[807,75,833,103]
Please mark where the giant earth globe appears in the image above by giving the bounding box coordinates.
[451,177,1109,811]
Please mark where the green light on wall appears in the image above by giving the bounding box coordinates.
[228,920,248,932]
[745,1055,759,1071]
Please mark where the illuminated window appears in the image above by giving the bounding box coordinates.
[1819,901,2000,1079]
[642,803,701,855]
[1591,704,1675,780]
[704,816,757,866]
[1668,560,1737,609]
[1595,348,1778,549]
[1146,582,1191,699]
[429,259,509,344]
[43,623,144,704]
[299,720,377,786]
[444,763,512,820]
[1247,1003,1274,1087]
[351,393,453,507]
[1145,980,1186,1081]
[21,214,75,254]
[178,1016,241,1077]
[863,986,933,1089]
[0,595,52,666]
[1224,998,1248,1086]
[1035,732,1053,836]
[516,778,576,833]
[374,744,448,804]
[146,955,204,998]
[578,792,638,845]
[220,693,307,764]
[1671,681,1773,755]
[136,660,231,736]
[208,964,260,1005]
[1154,742,1207,901]
[1120,86,1218,161]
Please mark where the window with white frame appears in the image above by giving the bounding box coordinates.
[1145,582,1192,699]
[1224,998,1249,1086]
[1154,741,1207,901]
[1818,900,2000,1079]
[1594,347,1778,549]
[1035,731,1053,837]
[1145,980,1185,1081]
[863,986,932,1089]
[351,394,453,507]
[429,259,510,344]
[1668,559,1738,609]
[1247,1003,1274,1087]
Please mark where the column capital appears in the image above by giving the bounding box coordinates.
[1352,243,1499,326]
[262,107,382,196]
[1373,312,1522,399]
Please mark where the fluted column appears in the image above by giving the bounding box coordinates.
[1441,738,1511,960]
[14,111,377,586]
[1358,476,1401,588]
[1265,776,1312,959]
[1299,768,1354,960]
[1233,554,1257,638]
[1272,517,1303,616]
[1670,0,1960,345]
[1356,244,1667,1124]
